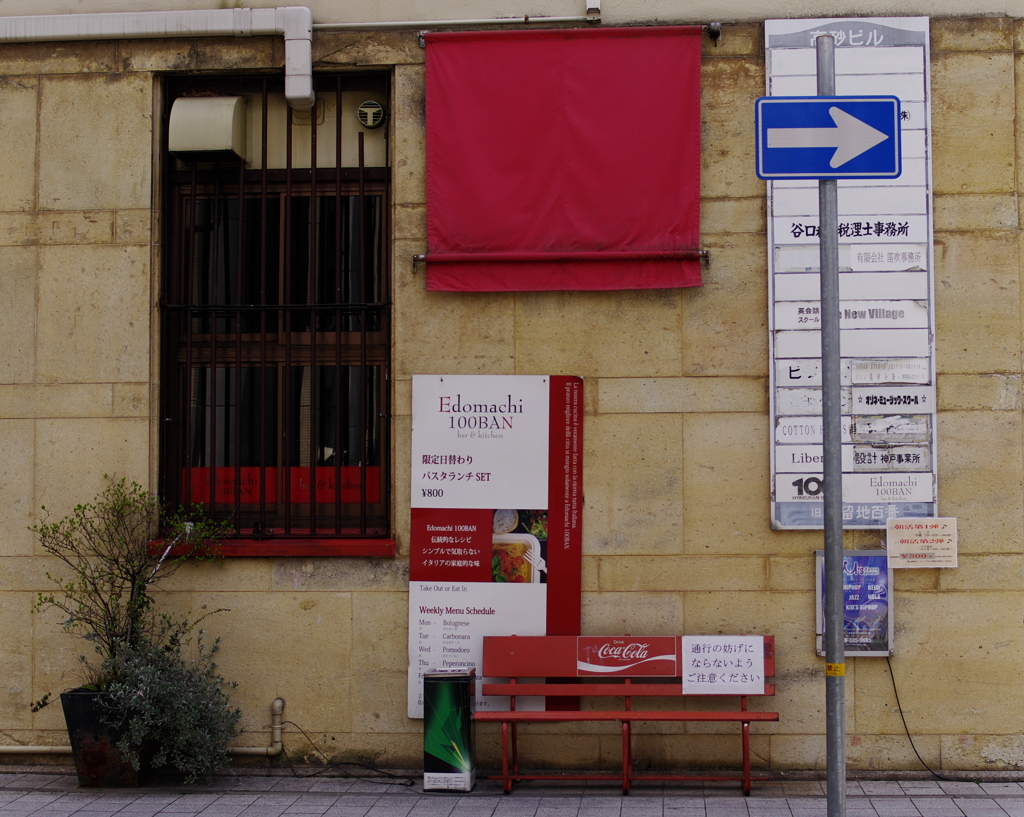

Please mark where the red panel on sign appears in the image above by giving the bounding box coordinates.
[577,636,680,676]
[424,27,703,292]
[546,376,583,636]
[409,508,494,583]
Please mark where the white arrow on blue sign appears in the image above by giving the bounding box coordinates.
[755,96,902,180]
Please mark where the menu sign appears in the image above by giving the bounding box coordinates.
[766,17,938,529]
[407,375,583,717]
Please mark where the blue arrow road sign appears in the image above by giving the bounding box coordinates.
[755,96,901,180]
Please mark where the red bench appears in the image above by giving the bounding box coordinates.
[475,634,778,794]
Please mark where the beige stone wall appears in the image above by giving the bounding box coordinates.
[1,16,1023,772]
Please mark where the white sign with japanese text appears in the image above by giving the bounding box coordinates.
[774,443,931,474]
[411,375,549,509]
[851,359,931,385]
[886,517,958,567]
[766,16,937,530]
[407,375,585,718]
[407,581,547,718]
[681,636,765,695]
[774,243,928,273]
[774,300,928,331]
[775,472,934,504]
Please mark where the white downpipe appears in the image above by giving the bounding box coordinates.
[0,698,286,759]
[0,8,314,110]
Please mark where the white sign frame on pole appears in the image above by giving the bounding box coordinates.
[766,17,937,530]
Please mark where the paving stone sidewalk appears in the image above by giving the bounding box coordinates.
[2,772,1024,817]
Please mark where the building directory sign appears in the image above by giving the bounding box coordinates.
[407,375,583,717]
[765,18,937,529]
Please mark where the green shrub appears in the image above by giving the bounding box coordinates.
[32,478,241,779]
[101,632,242,781]
[32,477,228,681]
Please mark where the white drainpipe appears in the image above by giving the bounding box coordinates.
[0,7,314,109]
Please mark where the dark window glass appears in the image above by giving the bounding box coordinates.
[161,76,390,542]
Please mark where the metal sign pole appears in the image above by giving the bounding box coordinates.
[816,34,846,817]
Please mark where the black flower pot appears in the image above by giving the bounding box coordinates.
[60,689,146,787]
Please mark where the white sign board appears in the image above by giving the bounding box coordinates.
[886,517,958,567]
[407,581,547,716]
[766,17,938,529]
[681,636,765,695]
[411,375,549,509]
[407,375,584,718]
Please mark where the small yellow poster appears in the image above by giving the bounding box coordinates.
[886,517,957,568]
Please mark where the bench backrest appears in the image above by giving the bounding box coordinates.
[481,635,775,696]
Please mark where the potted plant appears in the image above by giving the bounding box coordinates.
[31,477,242,786]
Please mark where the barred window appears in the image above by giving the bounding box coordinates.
[160,75,392,555]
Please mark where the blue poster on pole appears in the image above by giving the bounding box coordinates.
[815,550,893,657]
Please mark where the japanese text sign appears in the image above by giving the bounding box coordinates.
[682,636,765,695]
[886,517,957,567]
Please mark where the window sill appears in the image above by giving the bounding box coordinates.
[215,538,396,557]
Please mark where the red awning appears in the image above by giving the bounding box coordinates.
[424,26,703,292]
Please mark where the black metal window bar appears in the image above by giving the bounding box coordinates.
[160,75,391,542]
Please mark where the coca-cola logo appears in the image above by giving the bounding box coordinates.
[596,642,650,661]
[577,635,678,676]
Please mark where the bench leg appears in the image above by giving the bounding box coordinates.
[500,721,513,794]
[511,721,519,777]
[742,721,751,796]
[621,721,632,795]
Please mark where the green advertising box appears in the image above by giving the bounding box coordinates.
[423,669,476,792]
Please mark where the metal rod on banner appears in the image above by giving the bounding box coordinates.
[816,34,846,817]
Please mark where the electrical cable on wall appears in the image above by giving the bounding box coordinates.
[277,720,416,787]
[886,657,980,784]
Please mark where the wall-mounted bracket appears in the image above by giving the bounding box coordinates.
[412,250,710,272]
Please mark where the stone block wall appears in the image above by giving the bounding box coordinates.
[0,16,1022,771]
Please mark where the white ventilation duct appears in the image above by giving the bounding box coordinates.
[0,7,315,110]
[169,96,249,160]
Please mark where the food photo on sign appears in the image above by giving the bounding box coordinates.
[491,509,547,584]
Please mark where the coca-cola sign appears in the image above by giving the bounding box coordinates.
[577,636,679,676]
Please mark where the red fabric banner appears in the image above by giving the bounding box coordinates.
[425,26,703,292]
